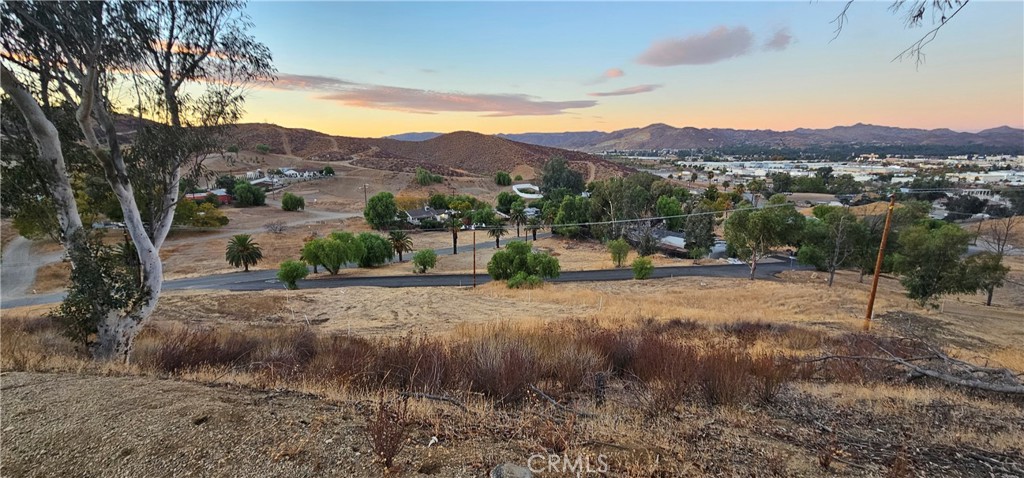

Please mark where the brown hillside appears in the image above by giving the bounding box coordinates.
[223,124,631,179]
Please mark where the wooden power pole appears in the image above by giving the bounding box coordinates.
[864,194,897,331]
[472,227,477,288]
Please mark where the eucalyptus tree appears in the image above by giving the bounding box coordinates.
[0,0,274,361]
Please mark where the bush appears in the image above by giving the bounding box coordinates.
[233,181,266,207]
[750,353,794,404]
[364,192,398,230]
[632,257,653,279]
[487,241,560,287]
[277,260,308,289]
[281,192,305,211]
[464,335,539,404]
[192,202,229,227]
[321,165,334,176]
[507,271,542,289]
[255,144,270,154]
[226,145,240,153]
[366,397,410,469]
[415,167,443,186]
[689,246,710,260]
[412,249,437,273]
[357,233,394,267]
[608,238,630,268]
[514,174,523,181]
[697,347,752,407]
[494,171,512,186]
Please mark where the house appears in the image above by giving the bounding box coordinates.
[405,206,441,225]
[185,188,231,204]
[655,230,687,256]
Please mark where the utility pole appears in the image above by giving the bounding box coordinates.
[472,227,477,288]
[362,184,369,206]
[864,194,897,332]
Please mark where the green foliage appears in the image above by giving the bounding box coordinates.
[684,204,715,252]
[507,271,543,289]
[553,195,589,238]
[215,175,237,195]
[961,252,1010,305]
[281,192,305,211]
[317,231,365,274]
[632,257,653,280]
[277,260,308,290]
[226,145,240,153]
[357,233,394,267]
[52,233,145,348]
[495,191,517,213]
[689,246,710,259]
[893,220,974,305]
[412,249,437,273]
[233,181,266,207]
[255,144,270,154]
[388,230,413,262]
[724,196,805,278]
[796,205,867,286]
[540,156,584,194]
[192,202,229,228]
[655,195,683,231]
[945,194,987,219]
[514,174,523,181]
[488,222,509,247]
[487,240,560,286]
[321,165,335,176]
[364,192,399,229]
[428,193,450,210]
[608,238,630,268]
[415,167,443,186]
[494,171,512,186]
[225,234,263,272]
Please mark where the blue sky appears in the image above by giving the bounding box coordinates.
[239,1,1024,137]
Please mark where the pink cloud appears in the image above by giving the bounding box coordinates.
[588,84,662,97]
[764,28,793,51]
[604,68,625,78]
[266,73,596,116]
[636,26,754,66]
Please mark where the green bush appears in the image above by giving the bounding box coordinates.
[487,241,560,288]
[281,192,305,211]
[277,260,308,290]
[608,238,630,268]
[233,181,266,207]
[632,257,653,280]
[226,145,240,153]
[415,167,443,186]
[412,249,437,273]
[514,174,523,181]
[507,271,543,289]
[364,192,398,229]
[357,233,394,267]
[689,247,710,260]
[494,171,512,186]
[321,166,335,176]
[255,144,270,154]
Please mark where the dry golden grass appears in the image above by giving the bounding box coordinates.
[30,261,71,293]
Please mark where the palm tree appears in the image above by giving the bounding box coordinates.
[226,234,263,272]
[445,214,460,254]
[388,230,413,262]
[509,205,526,237]
[526,217,542,241]
[488,222,509,248]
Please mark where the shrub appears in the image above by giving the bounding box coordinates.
[507,271,542,289]
[281,192,305,211]
[463,335,539,404]
[608,238,630,268]
[514,174,523,181]
[233,181,266,207]
[750,353,794,404]
[494,171,512,186]
[415,167,443,186]
[277,260,308,289]
[148,328,256,374]
[226,144,240,153]
[192,203,229,227]
[264,220,287,234]
[412,249,437,273]
[366,397,409,469]
[632,257,653,279]
[321,165,334,176]
[689,246,710,260]
[697,347,752,407]
[487,240,560,287]
[357,233,394,267]
[255,143,270,154]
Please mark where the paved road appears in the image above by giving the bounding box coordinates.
[1,236,66,300]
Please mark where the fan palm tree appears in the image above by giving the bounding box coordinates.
[226,234,263,272]
[488,222,509,248]
[445,214,461,254]
[388,230,414,262]
[509,205,526,237]
[526,217,542,241]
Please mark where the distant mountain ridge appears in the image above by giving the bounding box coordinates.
[386,123,1024,154]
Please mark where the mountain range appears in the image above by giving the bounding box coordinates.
[387,123,1024,154]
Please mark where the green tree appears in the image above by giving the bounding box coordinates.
[488,222,509,248]
[509,200,527,237]
[415,167,443,186]
[632,257,653,279]
[281,192,305,211]
[233,181,266,207]
[255,144,270,154]
[495,191,517,214]
[321,165,335,176]
[307,232,365,274]
[445,214,461,255]
[797,205,867,287]
[388,230,413,262]
[192,203,229,228]
[487,240,560,286]
[364,192,399,230]
[608,238,630,268]
[746,179,767,207]
[684,203,715,252]
[412,249,437,273]
[494,171,512,186]
[655,195,683,231]
[540,156,584,194]
[525,217,542,241]
[357,233,394,267]
[301,238,325,274]
[554,195,589,238]
[215,175,238,196]
[962,252,1010,307]
[892,220,974,306]
[226,234,263,272]
[277,260,308,290]
[724,195,805,279]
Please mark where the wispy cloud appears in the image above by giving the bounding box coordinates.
[636,26,754,66]
[764,28,793,51]
[588,84,662,97]
[604,68,625,79]
[269,74,595,116]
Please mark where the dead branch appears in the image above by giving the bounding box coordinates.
[398,391,467,412]
[527,384,596,418]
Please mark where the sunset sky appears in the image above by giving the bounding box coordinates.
[241,1,1024,138]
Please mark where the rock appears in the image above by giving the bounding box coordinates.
[490,463,533,478]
